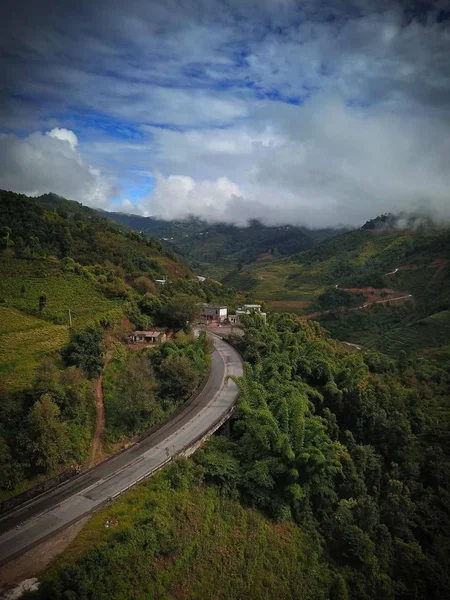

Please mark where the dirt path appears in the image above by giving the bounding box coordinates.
[88,358,110,468]
[431,258,450,283]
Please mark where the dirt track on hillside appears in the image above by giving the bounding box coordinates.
[88,357,110,468]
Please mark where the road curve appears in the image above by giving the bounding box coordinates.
[0,333,243,566]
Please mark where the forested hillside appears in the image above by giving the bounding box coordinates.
[0,191,248,502]
[103,210,344,279]
[29,312,450,599]
[2,191,190,281]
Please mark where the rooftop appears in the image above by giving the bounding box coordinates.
[204,304,227,309]
[132,330,164,337]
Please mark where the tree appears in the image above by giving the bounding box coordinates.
[62,327,104,378]
[138,293,162,317]
[39,293,47,313]
[0,226,12,250]
[124,300,152,330]
[0,436,18,491]
[26,394,69,472]
[159,355,199,399]
[111,355,159,433]
[162,294,201,329]
[34,358,64,401]
[132,276,157,295]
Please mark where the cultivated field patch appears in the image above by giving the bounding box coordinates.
[0,306,69,391]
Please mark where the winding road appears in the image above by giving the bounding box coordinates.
[0,332,243,567]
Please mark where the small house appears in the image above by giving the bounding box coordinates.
[128,330,167,344]
[203,304,228,323]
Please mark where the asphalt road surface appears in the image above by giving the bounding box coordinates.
[0,333,243,566]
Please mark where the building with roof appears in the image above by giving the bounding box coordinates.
[203,304,228,323]
[231,304,267,324]
[128,330,167,344]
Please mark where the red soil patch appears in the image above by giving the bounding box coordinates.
[255,252,274,263]
[269,300,311,309]
[340,287,401,303]
[303,311,320,320]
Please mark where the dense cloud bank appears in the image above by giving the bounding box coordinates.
[1,1,450,226]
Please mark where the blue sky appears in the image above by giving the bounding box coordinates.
[1,0,450,226]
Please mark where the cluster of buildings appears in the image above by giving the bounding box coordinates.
[126,302,266,346]
[202,303,266,325]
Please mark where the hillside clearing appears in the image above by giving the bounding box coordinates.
[0,259,121,328]
[0,306,69,391]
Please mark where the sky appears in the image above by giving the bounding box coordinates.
[1,0,450,227]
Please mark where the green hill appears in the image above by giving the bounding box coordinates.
[216,221,450,360]
[223,224,449,301]
[103,211,345,279]
[2,191,191,281]
[0,190,195,391]
[0,191,243,502]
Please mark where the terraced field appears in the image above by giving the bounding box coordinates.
[0,306,69,391]
[379,310,450,358]
[0,259,123,390]
[0,259,121,327]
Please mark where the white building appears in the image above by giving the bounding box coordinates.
[203,304,228,323]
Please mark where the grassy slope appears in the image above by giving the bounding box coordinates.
[0,306,68,391]
[221,225,450,359]
[0,259,121,326]
[0,259,122,390]
[37,462,330,600]
[3,190,192,282]
[323,267,450,360]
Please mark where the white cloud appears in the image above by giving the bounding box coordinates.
[0,130,116,207]
[47,127,79,150]
[136,93,450,227]
[2,1,450,226]
[141,173,243,221]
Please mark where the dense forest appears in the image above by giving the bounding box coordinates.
[27,312,450,599]
[103,331,211,441]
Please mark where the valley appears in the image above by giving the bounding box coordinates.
[105,208,450,361]
[1,192,450,600]
[3,3,450,598]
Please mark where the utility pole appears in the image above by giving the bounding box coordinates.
[68,309,72,327]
